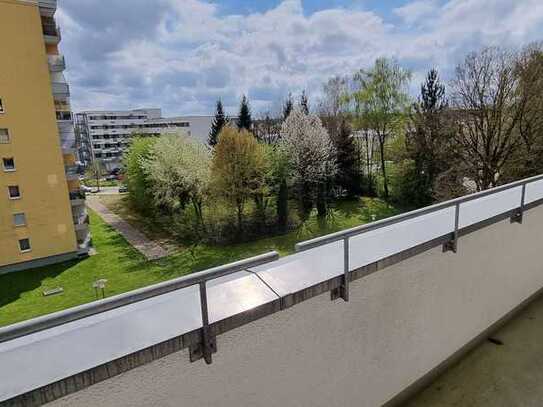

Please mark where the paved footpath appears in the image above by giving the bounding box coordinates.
[86,196,169,260]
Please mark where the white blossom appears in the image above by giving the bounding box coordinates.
[280,107,337,184]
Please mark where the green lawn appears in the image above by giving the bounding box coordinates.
[0,197,399,328]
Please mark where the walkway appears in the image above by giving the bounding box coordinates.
[86,195,169,260]
[406,293,543,407]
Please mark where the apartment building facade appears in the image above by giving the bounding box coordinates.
[76,110,213,172]
[0,0,90,274]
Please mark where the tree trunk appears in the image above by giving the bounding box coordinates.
[379,137,389,199]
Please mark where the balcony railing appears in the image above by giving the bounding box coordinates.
[48,55,65,72]
[51,82,70,98]
[69,191,86,201]
[56,111,72,121]
[38,0,57,16]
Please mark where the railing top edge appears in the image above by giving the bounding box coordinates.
[295,173,543,252]
[0,251,279,344]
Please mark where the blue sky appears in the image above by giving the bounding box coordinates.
[57,0,543,116]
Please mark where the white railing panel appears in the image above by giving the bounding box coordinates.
[525,179,543,205]
[459,186,522,229]
[349,206,456,270]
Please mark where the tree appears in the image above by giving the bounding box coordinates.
[208,100,227,146]
[123,137,155,212]
[85,159,104,192]
[211,127,267,234]
[333,119,361,197]
[283,93,294,121]
[350,58,411,199]
[404,68,457,206]
[300,90,310,114]
[237,95,253,132]
[280,107,337,217]
[142,134,211,226]
[266,145,291,229]
[450,47,525,190]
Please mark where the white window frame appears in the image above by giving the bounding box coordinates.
[8,185,21,200]
[13,213,26,227]
[0,128,9,144]
[18,238,31,253]
[2,157,15,172]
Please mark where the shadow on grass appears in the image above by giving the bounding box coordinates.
[0,259,82,308]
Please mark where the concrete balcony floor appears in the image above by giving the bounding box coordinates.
[407,293,543,407]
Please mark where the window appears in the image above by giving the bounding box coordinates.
[0,98,4,113]
[0,129,9,144]
[18,238,31,252]
[2,157,15,171]
[8,185,20,199]
[13,213,26,227]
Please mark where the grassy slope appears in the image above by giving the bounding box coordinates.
[0,198,398,327]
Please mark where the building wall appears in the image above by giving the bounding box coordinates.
[50,206,543,407]
[0,0,78,269]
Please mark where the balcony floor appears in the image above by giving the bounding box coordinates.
[406,293,543,407]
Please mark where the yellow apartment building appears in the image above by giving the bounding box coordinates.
[0,0,90,273]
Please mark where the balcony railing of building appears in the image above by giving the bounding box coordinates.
[56,111,72,121]
[69,190,86,203]
[51,81,70,98]
[38,0,57,16]
[48,55,65,72]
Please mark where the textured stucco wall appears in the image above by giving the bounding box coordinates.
[50,206,543,407]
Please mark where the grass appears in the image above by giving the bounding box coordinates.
[0,197,399,328]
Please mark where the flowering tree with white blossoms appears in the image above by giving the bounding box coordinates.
[142,134,211,225]
[280,107,337,217]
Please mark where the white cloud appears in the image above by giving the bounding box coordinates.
[57,0,543,116]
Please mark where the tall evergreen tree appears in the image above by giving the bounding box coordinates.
[208,99,227,146]
[334,119,361,197]
[300,90,310,114]
[237,95,253,132]
[283,93,294,121]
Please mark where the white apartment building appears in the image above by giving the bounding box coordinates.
[76,109,213,171]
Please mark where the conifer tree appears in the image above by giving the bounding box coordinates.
[237,95,253,132]
[208,99,227,146]
[300,90,310,114]
[283,93,294,121]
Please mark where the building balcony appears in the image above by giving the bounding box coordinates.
[38,0,57,16]
[65,165,79,181]
[61,137,77,154]
[73,212,89,232]
[69,190,86,207]
[43,24,61,45]
[77,234,91,255]
[51,82,69,99]
[48,55,65,72]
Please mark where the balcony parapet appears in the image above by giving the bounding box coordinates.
[38,0,57,16]
[48,55,65,72]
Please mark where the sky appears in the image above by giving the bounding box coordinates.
[57,0,543,117]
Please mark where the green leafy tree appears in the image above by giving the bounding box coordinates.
[208,100,228,146]
[141,134,211,226]
[211,127,267,234]
[237,95,253,132]
[123,137,155,212]
[350,58,411,199]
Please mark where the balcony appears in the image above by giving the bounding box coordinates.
[48,55,65,72]
[42,22,61,45]
[77,234,91,256]
[51,72,70,100]
[69,190,85,207]
[61,137,76,154]
[65,165,79,181]
[73,212,89,232]
[38,0,57,16]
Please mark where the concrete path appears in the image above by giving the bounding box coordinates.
[86,196,168,261]
[406,293,543,406]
